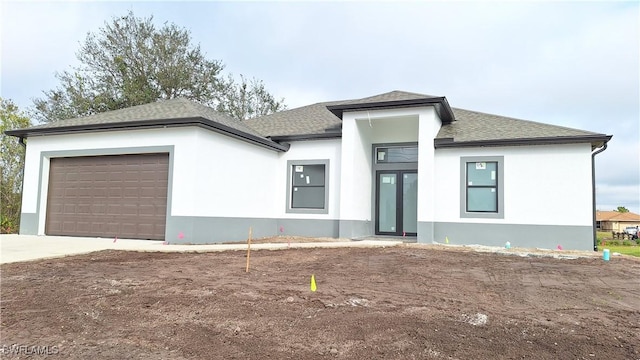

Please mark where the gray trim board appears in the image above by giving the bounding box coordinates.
[432,221,593,251]
[277,218,339,238]
[270,133,341,142]
[417,221,435,243]
[18,213,38,235]
[339,220,373,239]
[327,97,455,123]
[165,216,275,243]
[285,159,330,214]
[460,156,504,219]
[165,216,339,244]
[435,135,612,150]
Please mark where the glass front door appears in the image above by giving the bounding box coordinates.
[376,171,417,236]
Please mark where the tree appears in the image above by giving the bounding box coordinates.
[216,75,286,120]
[0,98,31,233]
[615,206,629,213]
[33,11,285,123]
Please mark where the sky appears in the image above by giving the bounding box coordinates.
[1,1,639,214]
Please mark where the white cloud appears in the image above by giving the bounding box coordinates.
[596,183,640,214]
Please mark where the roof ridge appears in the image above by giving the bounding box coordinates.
[388,90,433,97]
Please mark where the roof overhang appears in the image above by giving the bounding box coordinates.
[5,117,290,152]
[434,134,613,150]
[269,132,342,142]
[326,97,455,124]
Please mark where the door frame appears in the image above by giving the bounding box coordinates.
[371,142,419,237]
[375,170,418,236]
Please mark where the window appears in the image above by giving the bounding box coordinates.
[286,160,329,214]
[460,156,504,219]
[375,146,418,163]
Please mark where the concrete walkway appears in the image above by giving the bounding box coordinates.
[0,234,402,264]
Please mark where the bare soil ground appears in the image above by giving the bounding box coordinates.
[1,245,639,359]
[223,235,344,244]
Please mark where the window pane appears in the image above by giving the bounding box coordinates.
[467,187,497,212]
[292,186,325,209]
[376,146,418,163]
[292,165,325,186]
[467,162,497,186]
[378,174,397,232]
[402,173,418,233]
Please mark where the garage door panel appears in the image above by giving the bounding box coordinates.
[91,223,105,234]
[138,205,156,216]
[62,221,77,232]
[76,221,91,233]
[107,204,122,215]
[46,153,168,240]
[91,203,107,214]
[123,189,139,198]
[76,204,91,214]
[122,205,138,216]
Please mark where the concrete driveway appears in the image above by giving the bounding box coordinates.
[0,234,402,264]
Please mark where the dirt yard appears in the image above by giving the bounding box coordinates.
[1,245,639,359]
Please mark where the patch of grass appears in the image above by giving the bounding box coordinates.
[596,231,610,241]
[599,245,640,257]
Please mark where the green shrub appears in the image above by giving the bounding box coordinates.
[622,240,633,246]
[608,240,621,246]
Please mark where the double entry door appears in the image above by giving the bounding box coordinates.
[375,170,418,236]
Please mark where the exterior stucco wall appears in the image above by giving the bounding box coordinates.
[184,128,280,218]
[430,143,595,250]
[20,127,199,236]
[19,127,343,242]
[338,106,441,238]
[276,138,342,220]
[18,114,598,250]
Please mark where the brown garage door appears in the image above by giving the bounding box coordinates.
[46,153,169,240]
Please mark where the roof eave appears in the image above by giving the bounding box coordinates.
[326,97,455,123]
[434,134,613,149]
[4,117,290,152]
[269,132,342,142]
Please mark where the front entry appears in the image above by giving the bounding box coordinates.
[375,171,418,236]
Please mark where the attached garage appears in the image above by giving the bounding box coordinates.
[45,153,169,240]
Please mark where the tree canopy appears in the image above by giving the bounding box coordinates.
[1,98,31,233]
[615,206,630,213]
[33,11,285,123]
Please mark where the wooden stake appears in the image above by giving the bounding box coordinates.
[245,227,253,272]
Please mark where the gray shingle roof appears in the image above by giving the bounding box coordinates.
[6,91,610,150]
[244,100,347,137]
[245,90,450,138]
[246,91,609,147]
[336,90,440,106]
[436,108,609,147]
[6,97,289,151]
[21,97,265,138]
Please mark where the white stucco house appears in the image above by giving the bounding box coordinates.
[6,91,612,250]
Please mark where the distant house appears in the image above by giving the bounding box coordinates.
[596,211,640,232]
[6,91,612,250]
